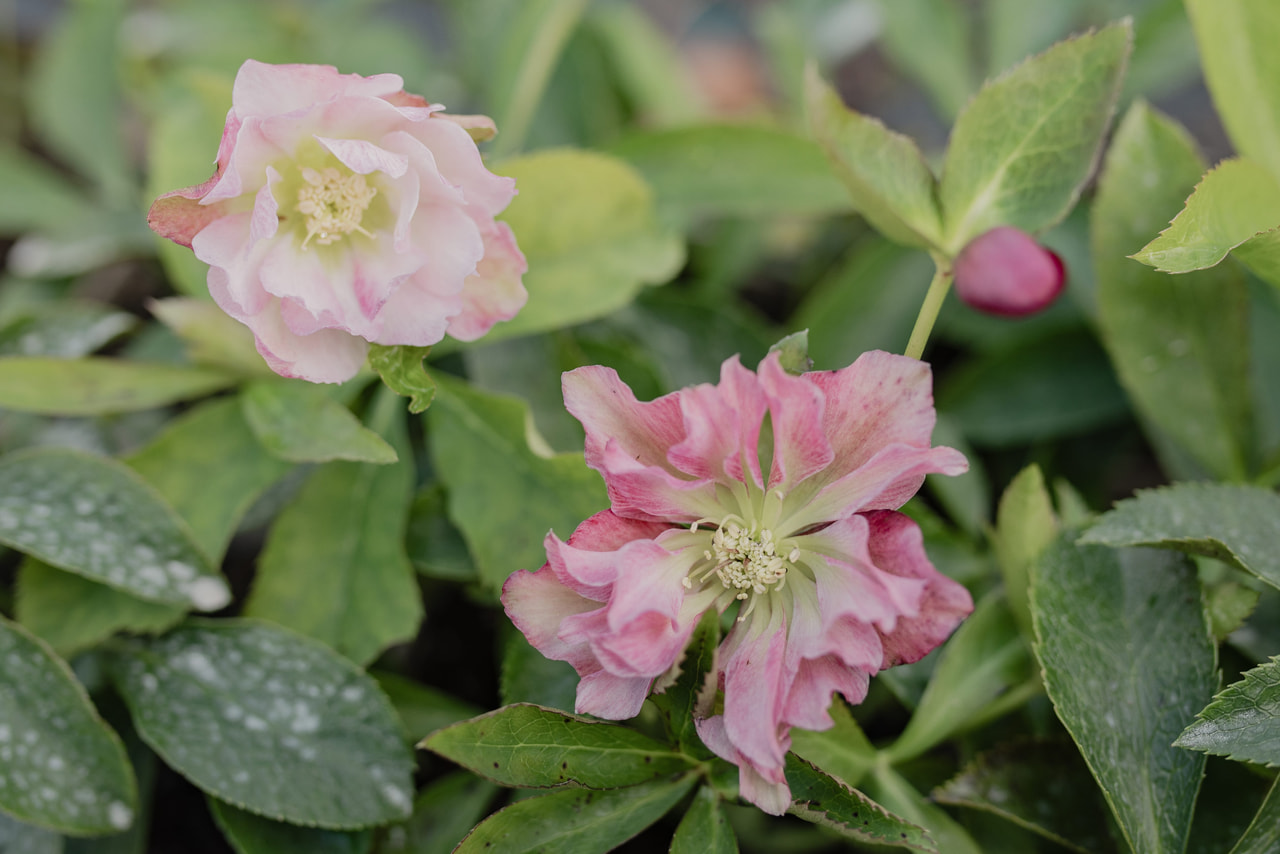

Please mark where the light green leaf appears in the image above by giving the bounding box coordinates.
[1177,658,1280,766]
[1079,482,1280,591]
[371,672,481,744]
[422,703,695,790]
[376,771,498,854]
[939,21,1131,250]
[608,124,849,220]
[0,144,87,235]
[1230,777,1280,854]
[209,798,372,854]
[367,345,435,414]
[489,149,684,340]
[242,381,396,464]
[1185,0,1280,181]
[0,615,136,835]
[993,464,1058,639]
[0,448,228,610]
[864,764,980,854]
[670,787,737,854]
[15,560,183,659]
[768,329,812,375]
[1093,102,1253,481]
[876,0,976,120]
[789,700,876,789]
[429,377,608,594]
[244,389,420,665]
[0,301,136,359]
[784,755,936,852]
[0,358,237,416]
[0,812,62,853]
[455,775,695,854]
[886,593,1036,763]
[805,68,942,250]
[110,619,415,830]
[147,298,271,376]
[1031,536,1217,854]
[934,739,1119,854]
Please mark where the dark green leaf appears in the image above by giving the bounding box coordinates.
[660,610,719,761]
[404,485,477,582]
[376,771,499,854]
[500,628,580,714]
[0,358,237,416]
[368,345,435,415]
[0,812,62,853]
[372,672,481,744]
[423,703,694,789]
[208,798,371,854]
[1208,582,1260,642]
[454,775,695,854]
[670,786,737,854]
[110,619,414,830]
[241,381,396,464]
[789,701,876,790]
[864,764,980,854]
[0,448,228,610]
[0,616,136,835]
[1229,777,1280,854]
[1031,536,1217,854]
[1080,483,1280,591]
[1177,657,1280,765]
[784,755,935,852]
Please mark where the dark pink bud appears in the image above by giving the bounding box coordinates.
[953,226,1066,317]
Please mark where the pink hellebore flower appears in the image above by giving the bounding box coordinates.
[148,60,526,383]
[502,351,973,815]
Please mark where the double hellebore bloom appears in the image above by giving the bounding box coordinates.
[149,60,526,383]
[502,351,973,814]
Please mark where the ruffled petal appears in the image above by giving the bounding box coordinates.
[784,657,869,730]
[720,602,791,774]
[403,117,517,216]
[575,670,651,719]
[231,60,404,119]
[694,715,791,816]
[446,220,528,341]
[757,352,833,490]
[563,365,687,477]
[245,300,369,383]
[668,356,767,487]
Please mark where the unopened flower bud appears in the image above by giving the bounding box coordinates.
[953,226,1065,317]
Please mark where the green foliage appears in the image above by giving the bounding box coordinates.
[784,755,936,852]
[1230,779,1280,854]
[376,772,498,854]
[1031,536,1217,854]
[875,0,976,121]
[993,464,1058,638]
[241,381,397,464]
[0,301,136,359]
[0,617,137,836]
[0,358,236,416]
[367,345,436,415]
[789,702,876,790]
[670,787,738,854]
[1177,658,1280,766]
[208,798,372,854]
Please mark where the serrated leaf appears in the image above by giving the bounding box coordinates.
[1185,0,1280,181]
[608,124,850,220]
[429,377,608,594]
[0,616,136,835]
[110,619,414,830]
[423,703,694,790]
[241,381,397,464]
[993,464,1058,639]
[0,358,237,416]
[455,775,695,854]
[789,700,875,790]
[367,345,435,414]
[1177,657,1280,766]
[488,149,685,340]
[1031,535,1217,854]
[1093,102,1253,481]
[805,68,942,250]
[784,755,935,852]
[376,771,498,854]
[0,448,228,610]
[208,798,371,854]
[1079,482,1280,591]
[1133,158,1280,278]
[939,22,1130,250]
[934,739,1118,854]
[670,786,737,854]
[1229,777,1280,854]
[244,389,421,665]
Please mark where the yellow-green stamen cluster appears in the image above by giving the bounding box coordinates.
[684,514,800,621]
[296,166,377,248]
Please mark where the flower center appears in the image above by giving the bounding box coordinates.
[295,166,377,249]
[684,516,800,620]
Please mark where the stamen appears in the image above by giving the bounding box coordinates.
[296,166,377,249]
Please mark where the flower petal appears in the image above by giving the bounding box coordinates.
[231,60,405,119]
[757,352,833,490]
[720,601,791,774]
[694,716,790,816]
[446,220,528,341]
[668,356,767,488]
[245,299,369,383]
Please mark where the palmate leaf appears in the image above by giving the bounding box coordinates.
[1177,658,1280,766]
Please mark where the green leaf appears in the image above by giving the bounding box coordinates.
[0,616,136,835]
[0,812,62,853]
[1230,777,1280,854]
[670,787,737,854]
[423,703,695,790]
[934,739,1119,854]
[489,149,685,340]
[499,628,580,714]
[1185,0,1280,181]
[0,358,237,416]
[864,764,980,854]
[1133,158,1280,276]
[805,68,942,250]
[244,389,421,665]
[371,672,482,744]
[454,775,695,854]
[376,771,498,854]
[429,376,608,594]
[660,610,719,761]
[404,485,477,582]
[0,448,228,610]
[0,301,134,359]
[939,21,1131,250]
[789,701,876,790]
[1031,535,1217,854]
[367,345,435,414]
[241,381,396,464]
[767,330,812,375]
[875,0,976,120]
[110,619,414,830]
[147,298,269,375]
[993,465,1058,639]
[15,560,183,659]
[784,755,936,852]
[1177,657,1280,765]
[886,593,1036,763]
[607,124,850,220]
[1080,483,1280,591]
[0,144,87,235]
[1208,581,1260,642]
[1093,102,1253,481]
[209,798,371,854]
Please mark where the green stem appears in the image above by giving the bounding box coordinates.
[903,255,953,361]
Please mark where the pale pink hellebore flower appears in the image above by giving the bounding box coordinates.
[148,60,526,383]
[502,351,974,814]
